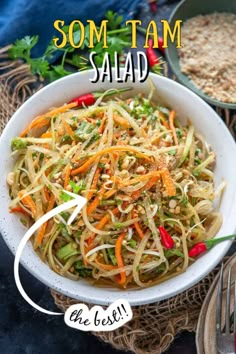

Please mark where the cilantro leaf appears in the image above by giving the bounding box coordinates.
[59,224,70,239]
[74,260,92,277]
[106,11,123,30]
[60,190,73,202]
[114,222,123,229]
[156,263,166,273]
[43,42,59,60]
[9,35,39,60]
[128,239,137,248]
[11,138,28,150]
[176,128,183,139]
[74,120,96,141]
[60,212,70,221]
[46,65,72,82]
[107,248,117,265]
[168,150,176,156]
[61,135,72,143]
[30,58,50,77]
[69,180,85,194]
[51,64,72,77]
[181,195,188,207]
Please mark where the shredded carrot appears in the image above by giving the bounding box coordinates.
[115,232,126,286]
[120,171,161,187]
[10,206,29,215]
[36,224,48,247]
[36,195,55,246]
[18,190,37,218]
[113,114,130,128]
[169,110,178,145]
[151,136,161,145]
[87,186,105,215]
[71,146,151,175]
[47,194,55,210]
[110,175,122,184]
[87,196,100,215]
[40,132,52,138]
[63,164,72,189]
[104,189,116,199]
[113,153,119,160]
[83,242,94,266]
[20,118,49,137]
[44,187,51,202]
[20,102,77,137]
[131,176,158,201]
[45,167,52,177]
[91,213,104,220]
[86,117,96,124]
[86,167,101,200]
[91,207,119,234]
[132,210,145,239]
[161,168,176,197]
[87,237,93,246]
[125,272,134,286]
[98,116,107,134]
[63,118,74,137]
[162,120,170,130]
[159,112,170,130]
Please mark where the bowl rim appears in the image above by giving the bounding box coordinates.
[165,0,236,110]
[0,69,236,306]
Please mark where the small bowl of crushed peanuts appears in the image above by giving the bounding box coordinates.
[166,0,236,109]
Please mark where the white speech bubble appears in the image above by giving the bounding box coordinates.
[64,299,133,331]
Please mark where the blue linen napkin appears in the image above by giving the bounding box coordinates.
[0,0,142,57]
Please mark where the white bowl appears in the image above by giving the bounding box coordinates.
[1,69,236,306]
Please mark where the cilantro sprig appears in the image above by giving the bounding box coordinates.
[8,11,130,81]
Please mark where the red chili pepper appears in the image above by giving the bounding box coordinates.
[69,88,131,107]
[158,226,175,249]
[188,242,207,257]
[70,93,96,107]
[149,0,157,13]
[188,234,236,258]
[158,37,165,54]
[146,39,161,74]
[146,39,158,67]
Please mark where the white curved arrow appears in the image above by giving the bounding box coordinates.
[14,190,87,316]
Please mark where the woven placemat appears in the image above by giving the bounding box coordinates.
[0,46,235,354]
[51,271,216,354]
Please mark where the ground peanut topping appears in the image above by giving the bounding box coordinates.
[179,13,236,103]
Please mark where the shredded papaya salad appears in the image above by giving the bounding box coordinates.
[7,87,225,289]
